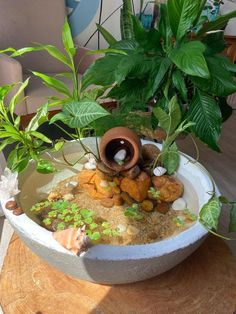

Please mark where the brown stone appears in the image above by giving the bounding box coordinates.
[100,198,114,208]
[5,200,17,210]
[113,195,124,206]
[97,162,117,177]
[121,192,135,205]
[148,231,158,240]
[121,165,141,179]
[152,175,183,202]
[13,207,23,216]
[141,200,154,212]
[120,172,151,203]
[156,202,170,214]
[154,127,167,142]
[142,144,160,163]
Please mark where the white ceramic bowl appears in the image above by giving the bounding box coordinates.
[1,139,215,284]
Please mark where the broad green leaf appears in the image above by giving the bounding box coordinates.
[187,91,222,151]
[170,41,210,78]
[167,0,206,39]
[14,155,30,173]
[153,107,169,132]
[191,56,236,97]
[199,197,221,230]
[51,100,110,128]
[82,55,126,90]
[198,10,236,36]
[172,69,188,102]
[31,131,52,144]
[26,103,49,131]
[152,58,171,92]
[9,78,29,117]
[110,39,139,53]
[158,4,172,49]
[62,19,76,57]
[37,159,56,174]
[162,142,180,174]
[32,71,72,98]
[229,204,236,232]
[96,23,117,45]
[202,31,226,55]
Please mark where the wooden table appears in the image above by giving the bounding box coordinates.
[0,235,236,314]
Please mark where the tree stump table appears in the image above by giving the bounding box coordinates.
[0,234,236,314]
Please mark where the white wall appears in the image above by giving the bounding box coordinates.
[221,0,236,36]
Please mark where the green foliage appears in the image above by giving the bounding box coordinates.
[82,0,236,150]
[124,204,144,220]
[0,82,55,173]
[120,0,134,40]
[148,187,160,199]
[199,196,221,231]
[173,216,185,227]
[30,200,119,240]
[96,23,117,45]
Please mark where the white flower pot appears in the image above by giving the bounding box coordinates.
[1,139,217,284]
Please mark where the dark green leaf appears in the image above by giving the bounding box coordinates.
[170,41,210,78]
[218,98,233,123]
[158,3,172,47]
[199,196,221,230]
[187,91,222,151]
[36,159,56,174]
[152,58,171,92]
[202,31,226,55]
[120,0,134,40]
[172,69,188,101]
[229,204,236,232]
[198,10,236,36]
[96,23,117,45]
[191,56,236,97]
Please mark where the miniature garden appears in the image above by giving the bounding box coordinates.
[1,0,236,256]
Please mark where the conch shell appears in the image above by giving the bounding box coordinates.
[53,226,90,255]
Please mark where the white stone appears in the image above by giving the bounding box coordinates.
[99,180,109,188]
[114,149,126,162]
[66,181,78,188]
[127,225,140,236]
[153,166,167,177]
[63,193,74,201]
[172,198,187,211]
[84,162,96,170]
[117,224,126,233]
[1,138,218,285]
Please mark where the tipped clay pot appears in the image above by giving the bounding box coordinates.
[99,127,142,172]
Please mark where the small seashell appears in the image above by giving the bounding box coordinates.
[63,193,74,201]
[84,162,97,170]
[99,180,109,188]
[117,224,126,233]
[66,181,78,188]
[172,198,187,211]
[127,225,140,236]
[114,149,126,162]
[153,166,167,177]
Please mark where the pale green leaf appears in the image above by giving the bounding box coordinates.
[200,197,221,230]
[96,24,117,45]
[9,78,29,117]
[31,131,52,144]
[162,142,180,174]
[62,19,76,57]
[26,103,49,132]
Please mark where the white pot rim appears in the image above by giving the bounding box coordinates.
[1,139,217,261]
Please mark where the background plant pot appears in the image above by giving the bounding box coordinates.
[1,138,217,284]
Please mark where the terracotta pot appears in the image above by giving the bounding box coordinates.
[99,127,142,172]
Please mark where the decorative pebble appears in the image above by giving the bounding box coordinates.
[66,181,78,188]
[13,207,23,216]
[114,149,126,163]
[63,193,75,201]
[99,180,109,188]
[127,225,140,236]
[5,200,17,210]
[117,224,126,233]
[88,157,97,165]
[84,162,97,170]
[172,198,187,211]
[153,166,167,177]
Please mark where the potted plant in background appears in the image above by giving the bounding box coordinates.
[0,0,236,284]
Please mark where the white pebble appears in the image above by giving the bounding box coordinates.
[153,166,167,177]
[66,181,78,188]
[127,225,140,235]
[84,162,96,170]
[172,198,187,211]
[88,157,97,165]
[99,180,109,188]
[114,149,126,162]
[117,224,127,233]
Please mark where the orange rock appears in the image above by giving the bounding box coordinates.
[100,198,114,208]
[152,175,183,202]
[77,170,96,185]
[113,194,124,206]
[120,171,151,203]
[94,174,114,198]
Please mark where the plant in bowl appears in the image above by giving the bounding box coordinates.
[0,5,236,285]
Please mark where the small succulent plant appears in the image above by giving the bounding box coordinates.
[124,203,144,220]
